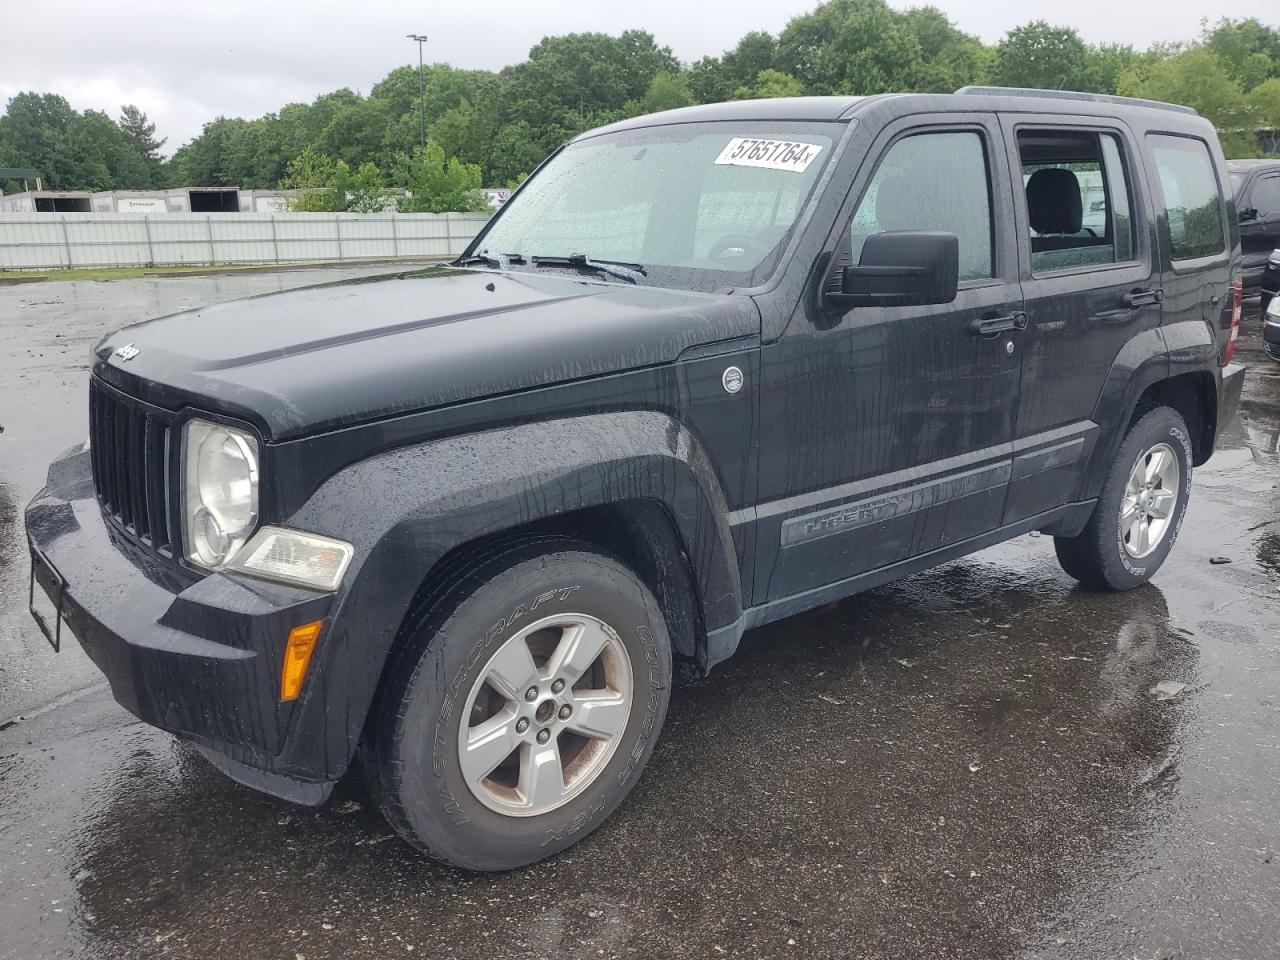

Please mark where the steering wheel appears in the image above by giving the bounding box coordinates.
[708,233,760,260]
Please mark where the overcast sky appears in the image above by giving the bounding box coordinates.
[2,0,1274,153]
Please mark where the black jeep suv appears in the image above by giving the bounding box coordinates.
[27,88,1246,871]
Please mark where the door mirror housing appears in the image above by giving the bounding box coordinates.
[1238,206,1258,222]
[822,231,960,311]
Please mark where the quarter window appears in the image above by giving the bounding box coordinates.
[1015,129,1136,273]
[850,131,993,281]
[1148,135,1227,261]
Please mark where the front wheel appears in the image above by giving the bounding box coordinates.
[1054,406,1193,590]
[366,540,672,871]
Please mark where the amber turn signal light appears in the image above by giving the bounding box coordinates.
[280,620,324,701]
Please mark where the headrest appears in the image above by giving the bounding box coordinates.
[1026,168,1082,235]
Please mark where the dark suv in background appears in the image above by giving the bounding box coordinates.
[1230,158,1280,310]
[28,87,1245,871]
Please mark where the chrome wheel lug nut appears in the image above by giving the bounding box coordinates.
[515,718,529,734]
[551,679,565,694]
[536,729,551,744]
[524,686,538,702]
[558,704,572,720]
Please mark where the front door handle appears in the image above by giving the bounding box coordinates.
[1124,288,1164,308]
[969,312,1027,337]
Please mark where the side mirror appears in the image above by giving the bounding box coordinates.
[822,231,960,311]
[1239,206,1258,222]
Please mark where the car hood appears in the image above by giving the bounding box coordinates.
[93,267,759,440]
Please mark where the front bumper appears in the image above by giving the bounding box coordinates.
[25,446,337,804]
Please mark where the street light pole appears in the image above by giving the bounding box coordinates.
[406,34,428,153]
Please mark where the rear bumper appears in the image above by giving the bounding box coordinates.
[25,446,338,804]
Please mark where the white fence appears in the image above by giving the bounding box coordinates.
[0,212,491,271]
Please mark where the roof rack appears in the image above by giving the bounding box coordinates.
[955,86,1198,116]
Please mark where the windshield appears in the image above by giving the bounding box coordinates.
[471,121,840,292]
[1230,171,1245,198]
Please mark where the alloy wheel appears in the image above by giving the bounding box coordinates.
[1120,442,1180,559]
[457,613,633,817]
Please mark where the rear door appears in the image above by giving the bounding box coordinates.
[997,115,1160,523]
[753,112,1025,602]
[1144,133,1235,363]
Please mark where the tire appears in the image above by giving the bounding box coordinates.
[366,539,672,871]
[1054,406,1193,590]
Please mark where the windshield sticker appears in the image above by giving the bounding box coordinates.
[714,138,824,172]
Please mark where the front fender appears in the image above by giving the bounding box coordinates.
[272,410,742,781]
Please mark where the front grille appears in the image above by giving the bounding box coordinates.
[88,377,178,556]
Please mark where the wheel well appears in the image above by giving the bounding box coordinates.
[1129,372,1217,466]
[389,500,705,672]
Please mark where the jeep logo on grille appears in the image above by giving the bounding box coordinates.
[113,343,140,362]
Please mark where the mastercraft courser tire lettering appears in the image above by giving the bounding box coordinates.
[1054,407,1193,591]
[365,539,672,871]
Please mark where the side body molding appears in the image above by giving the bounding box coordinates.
[274,410,743,782]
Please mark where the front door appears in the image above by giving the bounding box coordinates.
[997,115,1161,524]
[753,114,1024,603]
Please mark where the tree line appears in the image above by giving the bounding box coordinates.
[1,2,1277,210]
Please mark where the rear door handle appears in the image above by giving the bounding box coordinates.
[969,312,1027,337]
[1124,289,1163,308]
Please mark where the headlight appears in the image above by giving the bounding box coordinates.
[183,419,259,569]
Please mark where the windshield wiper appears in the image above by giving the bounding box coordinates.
[531,253,646,285]
[457,252,525,270]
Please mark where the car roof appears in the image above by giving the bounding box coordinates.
[578,89,1205,142]
[1228,159,1280,171]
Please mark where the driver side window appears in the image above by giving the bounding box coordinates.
[1253,176,1280,220]
[850,131,994,281]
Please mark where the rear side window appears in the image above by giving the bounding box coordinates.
[1015,129,1136,273]
[850,131,993,281]
[1148,135,1227,261]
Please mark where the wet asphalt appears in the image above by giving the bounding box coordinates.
[1,271,1278,960]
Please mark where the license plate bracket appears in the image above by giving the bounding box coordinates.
[29,545,68,652]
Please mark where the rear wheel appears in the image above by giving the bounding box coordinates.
[367,540,671,871]
[1054,406,1192,590]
